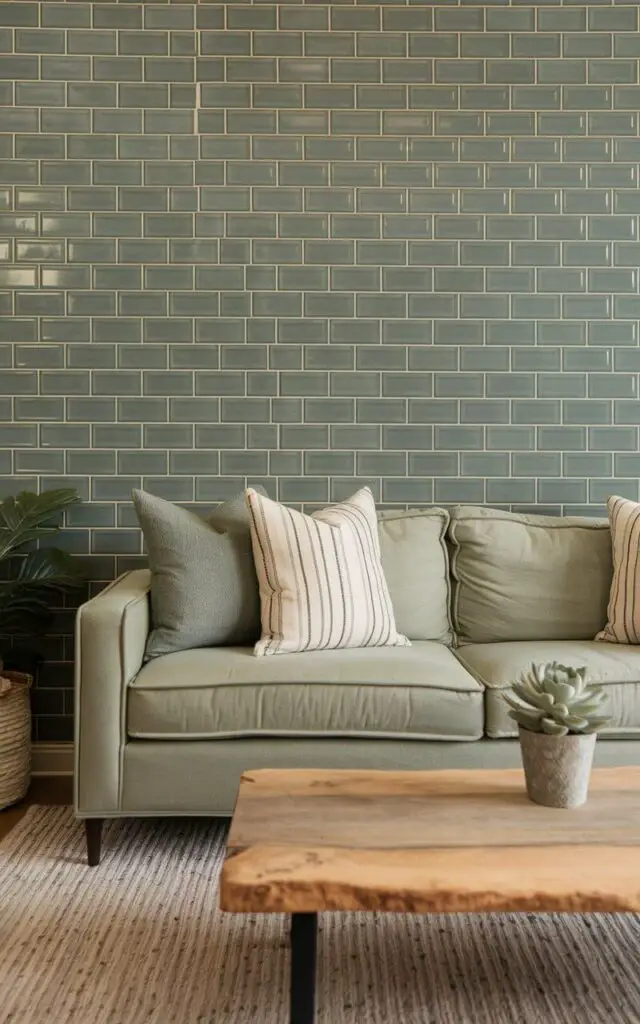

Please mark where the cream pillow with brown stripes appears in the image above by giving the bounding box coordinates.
[597,494,640,644]
[245,486,410,656]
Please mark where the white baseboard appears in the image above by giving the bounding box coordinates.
[32,742,74,776]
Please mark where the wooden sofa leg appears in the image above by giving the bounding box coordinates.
[85,819,104,867]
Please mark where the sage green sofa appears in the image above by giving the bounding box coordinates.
[75,504,640,864]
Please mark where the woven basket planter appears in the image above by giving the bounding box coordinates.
[0,670,32,810]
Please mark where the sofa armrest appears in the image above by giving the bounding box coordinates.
[74,570,151,816]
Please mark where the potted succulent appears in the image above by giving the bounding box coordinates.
[0,488,82,808]
[504,661,611,809]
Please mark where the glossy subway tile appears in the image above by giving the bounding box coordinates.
[9,1,640,729]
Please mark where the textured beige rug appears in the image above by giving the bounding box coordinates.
[1,808,640,1024]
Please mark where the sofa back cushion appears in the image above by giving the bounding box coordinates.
[378,507,452,644]
[448,506,612,644]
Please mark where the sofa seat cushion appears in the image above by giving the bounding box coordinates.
[455,640,640,739]
[127,642,483,742]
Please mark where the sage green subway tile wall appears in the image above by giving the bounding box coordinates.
[3,0,640,737]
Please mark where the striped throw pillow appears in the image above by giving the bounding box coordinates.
[246,486,410,656]
[596,495,640,644]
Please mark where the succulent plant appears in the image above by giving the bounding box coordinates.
[504,661,611,737]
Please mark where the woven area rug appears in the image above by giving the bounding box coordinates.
[1,808,640,1024]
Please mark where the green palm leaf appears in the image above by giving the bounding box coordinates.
[0,488,79,561]
[12,548,81,587]
[0,489,83,651]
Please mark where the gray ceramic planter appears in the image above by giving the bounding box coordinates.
[518,728,597,809]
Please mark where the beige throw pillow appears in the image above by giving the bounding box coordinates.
[245,486,410,656]
[596,494,640,644]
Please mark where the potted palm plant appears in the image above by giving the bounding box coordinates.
[504,662,611,809]
[0,488,82,808]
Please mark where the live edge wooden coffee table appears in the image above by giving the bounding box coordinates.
[220,767,640,1024]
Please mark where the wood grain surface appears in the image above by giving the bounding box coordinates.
[220,767,640,914]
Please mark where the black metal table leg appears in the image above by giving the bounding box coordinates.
[290,912,317,1024]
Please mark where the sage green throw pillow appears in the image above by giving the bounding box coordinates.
[133,487,267,659]
[448,505,612,645]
